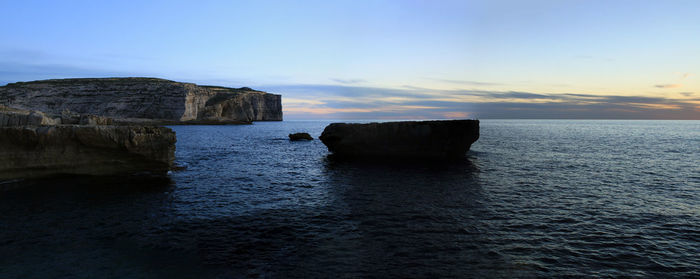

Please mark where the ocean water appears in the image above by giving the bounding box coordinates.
[0,120,698,278]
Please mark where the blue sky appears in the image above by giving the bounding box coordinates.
[1,0,698,119]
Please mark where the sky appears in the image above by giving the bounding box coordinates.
[1,0,699,119]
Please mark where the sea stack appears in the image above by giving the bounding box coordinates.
[319,120,479,159]
[0,78,282,124]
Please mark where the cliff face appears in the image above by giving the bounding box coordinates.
[0,78,282,123]
[195,86,283,122]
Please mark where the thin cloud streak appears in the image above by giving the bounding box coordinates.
[429,78,502,86]
[654,84,682,89]
[330,78,366,84]
[652,73,693,90]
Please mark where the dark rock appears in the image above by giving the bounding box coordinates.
[289,132,313,141]
[319,120,479,159]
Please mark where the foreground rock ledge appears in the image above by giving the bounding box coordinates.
[0,125,176,180]
[319,120,479,159]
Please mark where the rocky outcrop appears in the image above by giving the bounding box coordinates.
[79,114,114,125]
[0,78,282,124]
[0,105,61,126]
[0,106,176,180]
[1,105,115,126]
[319,120,479,159]
[289,132,313,141]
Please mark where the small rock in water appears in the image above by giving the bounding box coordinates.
[289,132,313,141]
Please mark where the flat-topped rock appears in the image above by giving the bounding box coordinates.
[0,77,282,124]
[319,120,479,160]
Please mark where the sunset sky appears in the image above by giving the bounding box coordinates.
[1,0,698,119]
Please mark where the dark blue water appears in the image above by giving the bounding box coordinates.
[1,120,698,278]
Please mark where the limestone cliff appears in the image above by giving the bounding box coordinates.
[0,78,282,123]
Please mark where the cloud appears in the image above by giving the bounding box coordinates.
[330,78,366,84]
[282,98,326,106]
[401,85,430,90]
[652,73,693,90]
[471,91,552,99]
[654,84,682,89]
[442,112,471,119]
[285,105,441,115]
[429,78,502,86]
[680,92,694,97]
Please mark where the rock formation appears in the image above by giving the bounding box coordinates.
[0,106,176,180]
[0,105,61,126]
[0,78,282,124]
[289,132,313,141]
[319,120,479,159]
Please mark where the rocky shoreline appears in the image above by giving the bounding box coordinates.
[0,106,175,180]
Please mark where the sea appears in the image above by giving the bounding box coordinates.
[0,120,698,278]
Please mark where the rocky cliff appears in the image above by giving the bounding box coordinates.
[0,78,282,123]
[0,106,176,180]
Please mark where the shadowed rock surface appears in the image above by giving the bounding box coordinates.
[0,106,176,180]
[0,105,115,126]
[319,120,479,159]
[289,132,313,141]
[0,105,60,126]
[0,125,176,180]
[0,78,282,124]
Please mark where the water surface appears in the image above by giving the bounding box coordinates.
[1,120,698,278]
